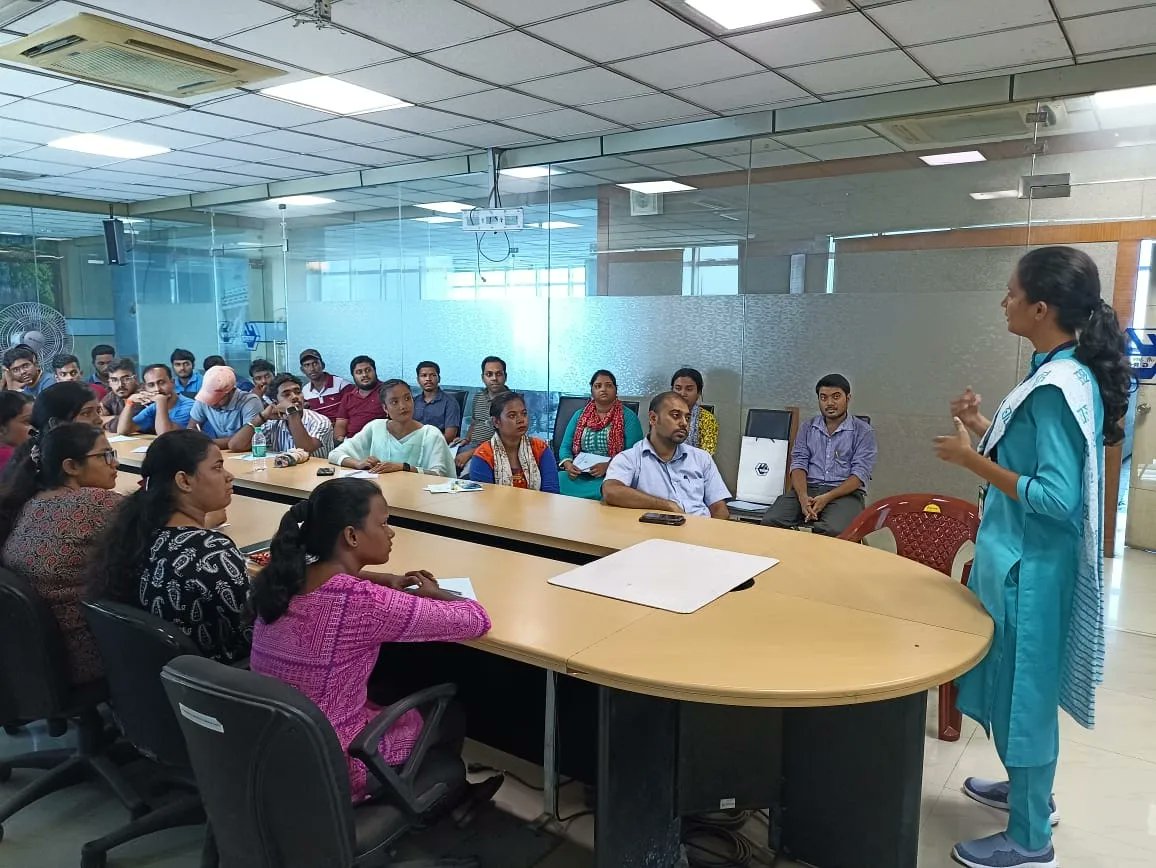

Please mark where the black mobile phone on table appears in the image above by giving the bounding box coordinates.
[639,512,686,526]
[316,467,334,476]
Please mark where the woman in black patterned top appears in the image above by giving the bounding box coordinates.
[87,429,251,663]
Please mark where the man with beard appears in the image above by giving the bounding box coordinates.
[334,355,385,445]
[762,373,876,537]
[602,391,730,519]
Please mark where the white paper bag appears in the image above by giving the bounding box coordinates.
[735,436,789,505]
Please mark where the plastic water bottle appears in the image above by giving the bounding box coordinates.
[251,426,268,472]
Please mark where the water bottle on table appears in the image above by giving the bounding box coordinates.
[251,426,267,472]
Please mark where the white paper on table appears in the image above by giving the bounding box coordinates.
[340,469,377,479]
[424,480,483,493]
[437,578,477,601]
[549,539,778,614]
[571,452,605,473]
[130,446,150,454]
[227,453,262,461]
[107,435,139,443]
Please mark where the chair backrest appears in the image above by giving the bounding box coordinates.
[838,494,980,577]
[623,400,640,416]
[552,395,589,456]
[161,655,357,868]
[443,389,468,419]
[0,566,73,722]
[856,414,872,425]
[745,408,793,439]
[700,403,715,414]
[81,599,200,766]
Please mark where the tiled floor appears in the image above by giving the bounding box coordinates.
[2,547,1154,867]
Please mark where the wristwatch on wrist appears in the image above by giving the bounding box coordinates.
[403,462,412,473]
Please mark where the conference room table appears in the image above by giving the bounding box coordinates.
[112,438,992,868]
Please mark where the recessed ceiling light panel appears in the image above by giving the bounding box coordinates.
[617,181,697,193]
[528,221,580,229]
[268,196,335,206]
[48,133,169,159]
[686,0,821,30]
[920,151,986,166]
[413,216,459,224]
[1094,84,1156,110]
[969,189,1019,200]
[500,166,562,179]
[261,76,412,115]
[415,202,475,213]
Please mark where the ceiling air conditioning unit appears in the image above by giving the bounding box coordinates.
[0,13,284,97]
[874,103,1069,149]
[630,191,663,216]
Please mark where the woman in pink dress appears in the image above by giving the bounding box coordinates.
[249,478,500,805]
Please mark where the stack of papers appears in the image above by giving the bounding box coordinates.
[424,480,483,493]
[107,435,139,443]
[570,452,604,473]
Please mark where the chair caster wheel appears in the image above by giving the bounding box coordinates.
[80,849,106,868]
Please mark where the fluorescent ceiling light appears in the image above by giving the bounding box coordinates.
[920,151,986,166]
[47,133,169,159]
[970,189,1019,201]
[36,236,68,241]
[687,0,820,29]
[413,216,458,224]
[500,166,562,179]
[617,180,697,193]
[1094,84,1156,110]
[87,259,106,265]
[268,195,335,206]
[528,221,580,229]
[261,76,412,115]
[416,202,475,213]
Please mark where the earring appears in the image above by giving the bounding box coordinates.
[351,539,358,548]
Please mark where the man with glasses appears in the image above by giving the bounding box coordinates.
[99,358,140,433]
[3,345,55,396]
[117,363,195,435]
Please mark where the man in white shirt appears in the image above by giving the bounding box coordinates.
[299,348,350,424]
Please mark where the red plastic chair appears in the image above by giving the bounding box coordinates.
[839,494,980,742]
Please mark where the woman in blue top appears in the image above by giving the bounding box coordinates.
[934,247,1132,868]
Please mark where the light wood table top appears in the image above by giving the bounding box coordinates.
[112,466,993,708]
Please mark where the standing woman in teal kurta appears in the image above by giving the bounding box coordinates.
[558,370,644,500]
[934,247,1132,868]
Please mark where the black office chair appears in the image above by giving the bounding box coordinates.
[745,408,793,440]
[622,400,640,416]
[700,403,715,414]
[161,655,478,868]
[856,414,872,425]
[443,390,468,422]
[552,395,588,458]
[79,601,216,868]
[0,568,146,841]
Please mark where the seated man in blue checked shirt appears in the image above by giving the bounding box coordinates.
[762,374,876,537]
[227,373,333,459]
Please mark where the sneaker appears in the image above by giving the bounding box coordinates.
[963,777,1060,826]
[952,832,1057,868]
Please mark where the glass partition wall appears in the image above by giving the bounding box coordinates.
[7,92,1154,504]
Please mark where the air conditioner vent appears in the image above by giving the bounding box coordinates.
[875,103,1069,148]
[0,13,283,97]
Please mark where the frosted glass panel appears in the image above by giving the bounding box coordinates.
[286,300,405,382]
[137,303,218,370]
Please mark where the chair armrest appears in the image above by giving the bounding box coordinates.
[349,683,457,816]
[229,657,251,670]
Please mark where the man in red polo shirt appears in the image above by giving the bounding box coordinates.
[299,348,350,424]
[334,355,386,444]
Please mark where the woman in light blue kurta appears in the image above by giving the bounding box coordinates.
[329,379,453,477]
[934,247,1133,868]
[557,370,643,500]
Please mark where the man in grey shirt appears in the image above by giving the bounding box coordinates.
[603,391,731,519]
[454,355,508,473]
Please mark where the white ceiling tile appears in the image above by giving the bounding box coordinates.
[215,162,312,180]
[460,0,604,26]
[199,93,333,126]
[1054,1,1143,14]
[290,117,393,144]
[223,18,402,74]
[312,144,412,165]
[581,92,707,125]
[1065,6,1156,54]
[1076,45,1156,63]
[443,123,547,148]
[189,141,293,163]
[782,51,931,95]
[750,149,816,168]
[504,108,623,137]
[0,118,77,145]
[134,151,243,171]
[81,0,285,39]
[776,125,879,146]
[866,0,1055,44]
[630,148,711,165]
[341,59,490,103]
[0,67,69,99]
[0,99,122,133]
[610,41,764,90]
[937,58,1072,83]
[359,106,469,133]
[238,129,337,152]
[8,146,123,169]
[0,156,83,176]
[379,135,472,157]
[430,89,558,121]
[910,23,1070,76]
[726,13,894,68]
[0,138,37,157]
[423,31,588,85]
[796,138,903,160]
[35,84,184,121]
[528,0,708,63]
[633,112,716,129]
[0,95,15,109]
[636,157,741,177]
[106,121,217,150]
[335,0,507,52]
[517,68,653,103]
[672,72,809,111]
[820,79,935,99]
[148,111,272,139]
